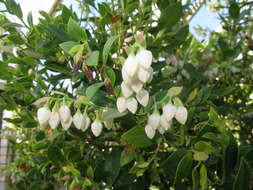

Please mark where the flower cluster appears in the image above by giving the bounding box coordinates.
[117,48,154,114]
[145,103,188,139]
[37,103,112,137]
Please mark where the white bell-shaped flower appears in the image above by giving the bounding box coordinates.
[121,82,133,98]
[162,104,177,121]
[49,111,60,129]
[131,80,143,93]
[127,97,138,114]
[160,114,172,130]
[73,111,85,130]
[37,107,51,127]
[148,112,160,130]
[80,114,90,132]
[117,97,127,113]
[138,67,150,83]
[91,121,103,137]
[104,119,115,130]
[147,67,153,83]
[136,49,153,69]
[59,105,71,123]
[61,116,72,130]
[124,54,139,77]
[136,89,149,107]
[175,106,188,125]
[145,124,155,139]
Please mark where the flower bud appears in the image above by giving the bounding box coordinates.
[124,55,139,77]
[145,124,155,139]
[160,114,172,130]
[136,49,153,69]
[162,104,177,121]
[127,97,138,114]
[121,82,133,98]
[138,67,150,83]
[73,112,85,130]
[104,119,115,130]
[131,80,143,93]
[136,89,149,107]
[59,105,71,123]
[175,106,188,125]
[61,117,72,130]
[91,121,103,137]
[148,113,160,130]
[37,107,51,127]
[49,111,60,129]
[117,97,127,113]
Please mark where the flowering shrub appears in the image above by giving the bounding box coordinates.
[0,0,253,190]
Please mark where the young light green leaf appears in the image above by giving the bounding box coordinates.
[59,41,80,56]
[168,86,183,96]
[200,164,207,190]
[87,51,100,66]
[67,17,87,41]
[102,35,118,65]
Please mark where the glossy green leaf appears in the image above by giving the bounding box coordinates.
[102,35,118,65]
[67,17,87,41]
[86,82,104,99]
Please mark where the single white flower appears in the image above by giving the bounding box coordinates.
[117,97,127,113]
[162,104,177,121]
[175,106,188,125]
[160,114,172,130]
[104,119,115,130]
[148,112,160,130]
[61,116,72,130]
[137,67,150,83]
[122,66,133,84]
[80,114,90,132]
[121,82,133,98]
[136,89,149,107]
[59,105,71,123]
[73,112,85,130]
[127,97,138,114]
[136,49,153,69]
[91,121,103,137]
[124,54,139,77]
[130,80,143,93]
[145,124,155,139]
[49,111,60,129]
[37,107,51,127]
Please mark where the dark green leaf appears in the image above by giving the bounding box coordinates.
[27,11,33,26]
[102,35,118,65]
[67,17,87,41]
[229,3,240,19]
[5,0,23,18]
[86,82,104,99]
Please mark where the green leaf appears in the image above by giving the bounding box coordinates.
[121,126,153,148]
[102,108,127,121]
[232,158,251,190]
[192,164,200,190]
[174,154,193,187]
[106,67,116,85]
[5,0,23,19]
[46,24,71,41]
[102,35,118,65]
[120,148,136,166]
[158,2,182,29]
[168,86,183,96]
[208,107,218,122]
[229,3,240,19]
[47,145,64,165]
[104,148,121,185]
[200,164,207,190]
[27,11,33,26]
[59,41,80,56]
[67,17,87,41]
[87,166,94,179]
[62,165,80,177]
[194,141,215,154]
[87,50,100,66]
[193,151,209,161]
[86,82,104,99]
[62,5,75,24]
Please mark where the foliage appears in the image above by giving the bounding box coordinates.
[0,0,253,189]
